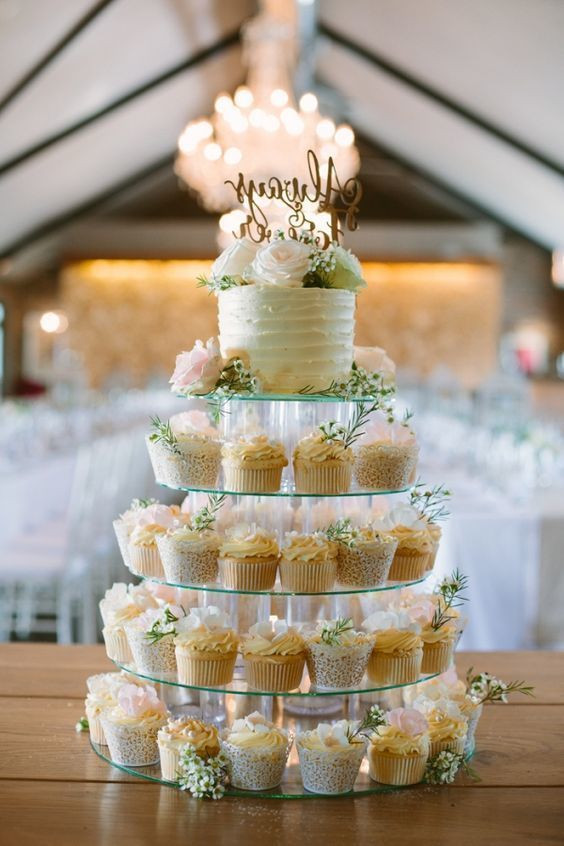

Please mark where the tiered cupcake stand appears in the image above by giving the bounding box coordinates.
[91,394,444,798]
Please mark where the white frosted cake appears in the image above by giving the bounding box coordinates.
[218,286,355,394]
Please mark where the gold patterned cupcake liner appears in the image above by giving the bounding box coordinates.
[279,557,337,593]
[218,555,279,591]
[222,462,285,493]
[293,459,352,494]
[146,436,221,489]
[353,443,419,491]
[367,648,423,685]
[175,648,238,687]
[297,742,366,794]
[128,543,165,579]
[157,535,219,585]
[429,736,466,758]
[102,625,133,664]
[221,737,293,791]
[368,748,427,785]
[101,718,165,767]
[388,548,432,581]
[243,652,306,692]
[421,639,455,674]
[336,542,397,588]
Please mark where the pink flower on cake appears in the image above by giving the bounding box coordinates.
[169,338,223,395]
[169,410,217,438]
[249,239,310,287]
[136,504,177,530]
[117,683,166,716]
[387,708,428,737]
[405,597,436,625]
[211,238,258,281]
[353,346,396,384]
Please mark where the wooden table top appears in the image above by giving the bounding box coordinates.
[1,645,562,846]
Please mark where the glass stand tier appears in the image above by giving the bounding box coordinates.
[159,481,410,498]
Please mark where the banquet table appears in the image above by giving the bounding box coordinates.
[0,645,563,845]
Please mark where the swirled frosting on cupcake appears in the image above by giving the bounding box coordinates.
[294,432,354,464]
[219,524,279,559]
[354,526,397,551]
[242,619,305,657]
[281,532,336,564]
[99,582,159,626]
[386,505,433,552]
[369,708,429,755]
[166,524,219,548]
[298,720,362,751]
[223,712,288,748]
[169,410,218,440]
[420,621,457,644]
[363,610,422,654]
[158,717,220,757]
[106,683,167,727]
[174,606,239,653]
[307,620,370,648]
[222,434,287,464]
[414,699,467,742]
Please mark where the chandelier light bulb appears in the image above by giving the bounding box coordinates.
[334,124,355,147]
[270,88,289,107]
[299,92,318,113]
[234,86,254,108]
[316,118,336,140]
[204,142,222,161]
[224,146,242,165]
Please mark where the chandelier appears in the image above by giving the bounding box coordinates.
[174,1,359,239]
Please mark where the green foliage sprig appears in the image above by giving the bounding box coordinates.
[324,517,359,549]
[207,358,259,422]
[320,617,354,646]
[75,716,89,733]
[196,274,244,294]
[346,706,387,742]
[410,481,452,524]
[189,494,226,532]
[465,668,535,704]
[318,401,381,450]
[145,607,181,644]
[177,746,230,800]
[149,416,180,455]
[299,363,396,407]
[431,569,468,631]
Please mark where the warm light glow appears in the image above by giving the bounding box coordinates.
[234,86,253,108]
[264,114,280,133]
[224,146,242,165]
[334,124,355,147]
[270,88,289,107]
[299,92,318,113]
[40,310,68,334]
[214,94,232,113]
[316,118,336,140]
[203,142,222,161]
[249,108,266,128]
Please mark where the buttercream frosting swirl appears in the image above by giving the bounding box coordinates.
[281,532,336,564]
[219,524,279,559]
[158,717,220,757]
[222,434,287,464]
[369,724,429,756]
[129,524,167,548]
[294,432,354,464]
[420,622,457,644]
[174,605,239,654]
[223,711,288,748]
[298,720,363,751]
[242,619,305,656]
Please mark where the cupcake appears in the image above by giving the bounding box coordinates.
[101,584,159,664]
[125,604,185,675]
[174,606,239,687]
[387,504,435,580]
[414,699,468,757]
[293,429,354,494]
[363,610,423,685]
[157,524,219,586]
[221,434,288,493]
[353,412,418,491]
[218,524,279,591]
[112,498,156,568]
[128,504,180,579]
[420,620,457,675]
[279,532,337,592]
[101,683,167,766]
[368,708,429,785]
[335,525,398,588]
[241,618,306,692]
[297,720,366,794]
[146,410,221,489]
[221,712,292,791]
[304,618,373,691]
[158,716,220,782]
[425,521,442,571]
[85,672,136,745]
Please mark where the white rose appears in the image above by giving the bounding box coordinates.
[331,245,366,292]
[211,238,258,282]
[354,346,396,384]
[249,238,311,287]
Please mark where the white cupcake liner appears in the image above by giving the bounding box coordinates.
[337,541,397,588]
[367,649,423,685]
[128,543,165,579]
[112,520,131,568]
[293,459,352,495]
[221,737,293,791]
[353,443,418,491]
[279,557,337,593]
[297,740,366,794]
[175,647,237,687]
[156,534,218,585]
[222,463,284,494]
[102,625,133,664]
[305,640,373,691]
[368,748,427,785]
[218,556,279,591]
[101,717,165,766]
[126,627,177,675]
[243,653,305,692]
[421,639,455,675]
[146,436,221,489]
[464,703,483,755]
[158,743,181,783]
[429,735,466,758]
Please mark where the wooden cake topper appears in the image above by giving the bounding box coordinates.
[224,149,362,248]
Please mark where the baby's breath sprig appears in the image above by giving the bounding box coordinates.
[324,518,359,549]
[206,358,259,422]
[145,607,181,644]
[299,363,396,407]
[319,401,380,450]
[149,416,181,455]
[177,746,229,800]
[196,274,244,294]
[410,481,452,524]
[424,750,480,785]
[130,497,157,510]
[320,617,354,646]
[75,716,89,733]
[465,669,535,704]
[303,245,337,288]
[431,569,468,631]
[190,494,227,532]
[346,706,387,742]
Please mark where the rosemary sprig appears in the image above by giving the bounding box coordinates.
[346,706,387,742]
[196,274,244,294]
[320,617,354,646]
[410,480,452,523]
[324,518,359,549]
[145,607,180,644]
[431,569,468,631]
[148,416,181,455]
[206,358,259,423]
[190,494,227,532]
[299,363,396,406]
[319,401,380,450]
[465,668,535,704]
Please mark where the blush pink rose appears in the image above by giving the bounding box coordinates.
[169,338,223,394]
[406,597,435,625]
[135,504,177,530]
[117,683,166,717]
[387,707,428,736]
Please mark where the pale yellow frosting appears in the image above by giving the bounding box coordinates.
[370,725,429,756]
[294,432,354,464]
[242,630,304,657]
[167,526,219,546]
[356,527,397,551]
[421,623,457,644]
[222,434,287,464]
[281,533,336,564]
[427,712,467,742]
[158,717,220,757]
[373,629,422,655]
[390,524,433,553]
[129,524,166,548]
[224,713,288,749]
[298,721,363,751]
[219,526,279,559]
[175,626,239,654]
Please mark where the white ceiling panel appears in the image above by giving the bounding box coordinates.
[0,0,252,164]
[318,40,564,250]
[0,46,243,253]
[320,0,564,170]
